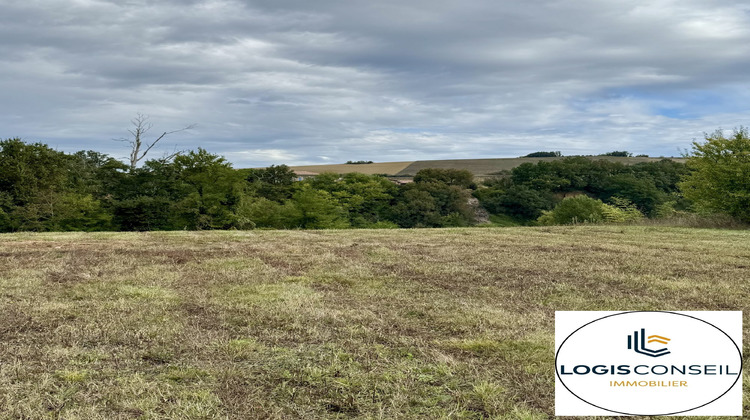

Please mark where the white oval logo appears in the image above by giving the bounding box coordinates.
[555,311,743,416]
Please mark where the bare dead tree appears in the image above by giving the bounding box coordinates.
[116,113,195,172]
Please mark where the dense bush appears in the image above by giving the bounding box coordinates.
[537,195,606,225]
[492,185,556,219]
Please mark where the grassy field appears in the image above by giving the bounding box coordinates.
[0,226,747,419]
[283,157,687,177]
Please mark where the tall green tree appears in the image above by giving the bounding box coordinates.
[679,127,750,222]
[308,173,397,227]
[0,138,69,206]
[68,150,128,197]
[172,148,245,229]
[0,139,76,231]
[290,184,349,229]
[599,174,665,216]
[244,164,297,202]
[413,168,475,189]
[390,188,441,227]
[110,158,183,231]
[391,180,475,227]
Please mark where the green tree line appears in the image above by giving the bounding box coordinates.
[0,139,478,231]
[476,128,750,225]
[474,156,690,221]
[1,128,748,231]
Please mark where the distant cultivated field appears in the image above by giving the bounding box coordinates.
[0,227,747,419]
[288,161,414,175]
[286,156,687,177]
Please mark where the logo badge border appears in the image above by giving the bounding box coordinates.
[555,310,744,416]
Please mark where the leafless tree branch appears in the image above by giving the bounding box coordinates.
[118,113,195,172]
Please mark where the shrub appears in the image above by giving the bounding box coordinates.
[537,195,606,225]
[538,195,645,225]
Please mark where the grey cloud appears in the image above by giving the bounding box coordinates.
[1,0,750,167]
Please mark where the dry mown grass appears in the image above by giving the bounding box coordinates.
[0,227,747,419]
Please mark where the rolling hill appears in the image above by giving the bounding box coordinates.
[285,156,686,177]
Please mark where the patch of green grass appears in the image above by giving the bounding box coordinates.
[54,370,90,383]
[445,334,552,373]
[216,283,319,307]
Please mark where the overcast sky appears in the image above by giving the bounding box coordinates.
[3,0,750,167]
